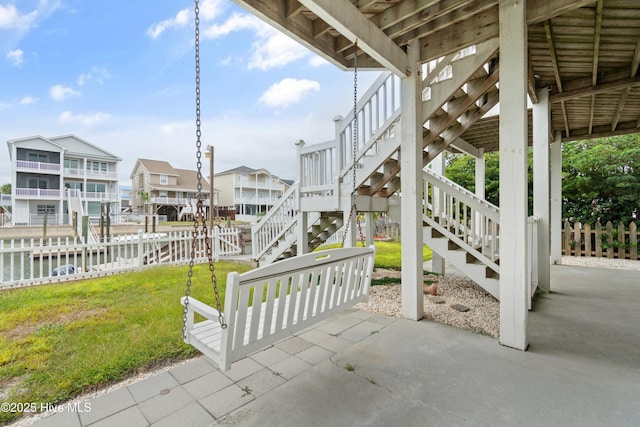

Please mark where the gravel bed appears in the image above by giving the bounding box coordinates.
[357,269,500,337]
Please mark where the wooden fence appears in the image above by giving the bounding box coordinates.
[562,220,638,260]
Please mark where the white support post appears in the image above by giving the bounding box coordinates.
[343,208,356,248]
[297,211,309,255]
[550,131,563,267]
[429,153,445,275]
[364,212,374,247]
[474,148,485,245]
[499,0,528,350]
[533,87,551,292]
[400,39,424,321]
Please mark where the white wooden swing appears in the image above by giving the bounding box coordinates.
[180,1,373,372]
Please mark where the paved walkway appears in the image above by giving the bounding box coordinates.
[29,264,640,427]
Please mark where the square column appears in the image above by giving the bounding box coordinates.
[429,153,445,275]
[533,88,551,292]
[499,0,529,350]
[400,39,424,321]
[550,132,563,266]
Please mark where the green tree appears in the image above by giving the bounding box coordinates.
[1,183,10,194]
[445,150,534,214]
[562,135,640,224]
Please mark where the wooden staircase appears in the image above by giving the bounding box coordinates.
[252,39,503,299]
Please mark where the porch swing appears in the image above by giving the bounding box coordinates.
[180,0,375,371]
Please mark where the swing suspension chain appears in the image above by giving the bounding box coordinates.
[183,0,225,340]
[341,41,366,248]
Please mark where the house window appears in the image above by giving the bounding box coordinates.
[87,183,106,193]
[64,159,79,169]
[160,175,168,185]
[66,181,83,190]
[87,161,107,173]
[28,152,48,163]
[159,191,167,198]
[37,205,55,214]
[28,178,48,189]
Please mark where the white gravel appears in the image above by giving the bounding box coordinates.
[357,256,640,338]
[356,270,500,337]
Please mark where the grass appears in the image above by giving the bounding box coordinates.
[0,239,425,424]
[0,261,252,425]
[318,239,432,270]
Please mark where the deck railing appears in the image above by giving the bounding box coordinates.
[0,227,242,288]
[422,168,500,271]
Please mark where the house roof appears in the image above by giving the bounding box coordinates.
[135,159,180,176]
[217,165,263,175]
[49,135,122,161]
[132,158,216,193]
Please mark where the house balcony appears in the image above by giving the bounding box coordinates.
[16,160,61,174]
[150,196,211,206]
[15,188,61,199]
[0,194,11,206]
[235,179,285,192]
[236,196,279,206]
[82,191,120,202]
[85,170,118,180]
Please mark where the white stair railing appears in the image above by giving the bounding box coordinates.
[251,183,298,260]
[422,168,500,272]
[297,72,403,207]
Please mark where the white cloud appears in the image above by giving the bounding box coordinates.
[309,55,329,67]
[6,48,24,65]
[147,9,190,39]
[249,31,308,70]
[20,96,36,105]
[77,66,111,86]
[160,121,189,135]
[0,4,37,30]
[203,12,309,71]
[50,84,81,102]
[202,12,263,39]
[199,0,225,21]
[259,78,320,108]
[59,111,110,126]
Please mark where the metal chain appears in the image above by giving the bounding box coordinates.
[340,41,366,248]
[183,0,225,341]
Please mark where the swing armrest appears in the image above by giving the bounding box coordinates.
[180,296,224,321]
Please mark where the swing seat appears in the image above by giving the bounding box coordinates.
[181,246,376,371]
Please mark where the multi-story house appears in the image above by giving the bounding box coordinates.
[6,135,121,225]
[130,158,219,221]
[215,166,291,222]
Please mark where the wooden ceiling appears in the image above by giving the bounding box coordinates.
[231,0,640,149]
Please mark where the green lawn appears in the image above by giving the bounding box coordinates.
[0,261,252,425]
[0,239,428,424]
[319,239,432,269]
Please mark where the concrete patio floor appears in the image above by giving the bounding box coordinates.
[29,264,640,427]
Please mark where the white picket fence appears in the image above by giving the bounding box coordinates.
[0,227,242,288]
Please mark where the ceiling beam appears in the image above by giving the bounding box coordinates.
[527,0,596,25]
[550,76,640,103]
[589,0,603,134]
[297,0,409,76]
[544,19,570,137]
[562,120,640,142]
[420,0,594,62]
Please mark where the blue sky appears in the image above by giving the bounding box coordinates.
[1,0,378,186]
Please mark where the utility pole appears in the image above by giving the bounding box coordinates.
[205,145,214,231]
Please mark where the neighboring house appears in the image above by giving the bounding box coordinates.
[119,185,132,212]
[6,135,121,226]
[130,158,219,221]
[215,166,291,222]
